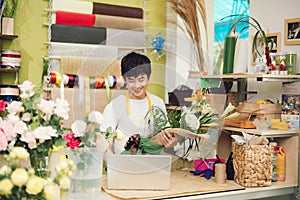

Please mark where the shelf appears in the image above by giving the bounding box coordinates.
[0,34,18,40]
[223,126,300,137]
[0,68,19,84]
[204,73,300,82]
[0,68,18,73]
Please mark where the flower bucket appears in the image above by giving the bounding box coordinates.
[67,147,104,200]
[223,36,237,74]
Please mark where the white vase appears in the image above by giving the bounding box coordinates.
[66,147,104,200]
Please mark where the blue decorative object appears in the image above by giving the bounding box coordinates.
[151,33,165,52]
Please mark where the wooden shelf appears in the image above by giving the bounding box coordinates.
[223,126,299,137]
[0,34,18,40]
[0,68,19,73]
[204,73,300,81]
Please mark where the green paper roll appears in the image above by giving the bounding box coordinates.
[223,36,237,74]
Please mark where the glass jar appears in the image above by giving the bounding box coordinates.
[285,52,297,75]
[275,52,285,66]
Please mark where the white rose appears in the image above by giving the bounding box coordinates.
[11,168,29,187]
[71,120,87,137]
[88,111,103,124]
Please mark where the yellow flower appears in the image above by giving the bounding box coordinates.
[9,147,30,160]
[0,178,13,195]
[115,129,124,140]
[44,183,57,200]
[0,165,12,176]
[11,168,29,187]
[26,175,45,195]
[58,176,71,190]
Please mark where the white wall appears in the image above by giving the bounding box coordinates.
[165,0,214,101]
[247,0,300,103]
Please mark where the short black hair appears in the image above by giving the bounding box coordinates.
[121,52,151,78]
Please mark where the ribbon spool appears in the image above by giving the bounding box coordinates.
[214,163,226,184]
[0,84,20,102]
[94,75,105,88]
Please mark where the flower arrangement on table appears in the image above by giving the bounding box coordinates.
[63,111,118,197]
[0,146,75,200]
[0,80,70,178]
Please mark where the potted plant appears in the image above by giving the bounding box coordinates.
[1,0,18,35]
[222,15,272,72]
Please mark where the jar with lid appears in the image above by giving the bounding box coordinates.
[285,52,297,75]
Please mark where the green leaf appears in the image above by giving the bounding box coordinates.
[77,162,85,170]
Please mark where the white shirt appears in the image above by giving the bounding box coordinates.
[100,93,166,154]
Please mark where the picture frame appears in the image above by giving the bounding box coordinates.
[251,32,281,66]
[284,17,300,45]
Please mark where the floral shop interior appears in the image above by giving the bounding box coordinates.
[1,0,300,200]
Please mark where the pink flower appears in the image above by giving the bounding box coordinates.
[0,131,8,151]
[0,121,16,141]
[18,80,35,98]
[21,112,31,122]
[34,126,58,142]
[63,132,81,149]
[0,100,7,111]
[20,131,36,149]
[13,121,28,135]
[6,101,24,114]
[37,99,55,115]
[54,98,70,120]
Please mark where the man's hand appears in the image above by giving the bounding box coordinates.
[152,130,178,148]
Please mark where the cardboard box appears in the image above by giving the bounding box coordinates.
[281,114,300,130]
[237,102,281,119]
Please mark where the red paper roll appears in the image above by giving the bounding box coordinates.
[56,10,96,27]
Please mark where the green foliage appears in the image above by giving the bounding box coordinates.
[2,0,18,18]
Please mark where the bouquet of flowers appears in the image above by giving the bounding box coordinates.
[0,80,70,177]
[173,99,238,160]
[0,146,75,200]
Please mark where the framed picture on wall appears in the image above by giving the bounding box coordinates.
[251,32,281,66]
[284,17,300,45]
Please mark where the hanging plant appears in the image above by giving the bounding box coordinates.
[2,0,18,18]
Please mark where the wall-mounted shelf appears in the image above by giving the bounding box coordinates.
[0,68,19,84]
[203,73,300,103]
[0,34,18,40]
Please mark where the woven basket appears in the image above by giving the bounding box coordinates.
[232,142,273,187]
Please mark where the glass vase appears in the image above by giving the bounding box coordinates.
[29,151,49,178]
[67,147,104,200]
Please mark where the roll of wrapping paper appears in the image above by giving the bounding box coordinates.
[52,0,93,24]
[51,24,107,45]
[94,14,144,31]
[92,2,143,19]
[49,42,118,58]
[59,57,121,76]
[106,28,145,46]
[56,10,96,27]
[223,36,237,74]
